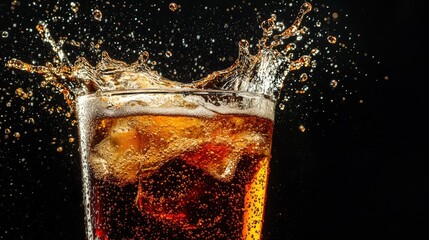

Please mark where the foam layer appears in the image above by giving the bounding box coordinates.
[77,90,276,121]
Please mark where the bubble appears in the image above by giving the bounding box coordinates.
[1,31,8,38]
[279,103,285,110]
[332,12,339,19]
[330,80,338,88]
[327,35,337,44]
[69,137,75,143]
[5,128,11,134]
[93,9,103,21]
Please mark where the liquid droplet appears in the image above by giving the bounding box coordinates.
[93,9,103,21]
[311,48,319,56]
[13,132,21,139]
[57,146,63,152]
[299,73,309,82]
[298,125,306,132]
[165,51,173,58]
[315,20,321,27]
[169,3,180,12]
[327,35,337,44]
[1,31,9,38]
[70,2,79,13]
[7,2,316,104]
[330,79,338,88]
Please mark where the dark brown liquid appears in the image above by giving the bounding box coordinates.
[87,114,273,239]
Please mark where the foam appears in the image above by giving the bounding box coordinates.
[77,90,276,121]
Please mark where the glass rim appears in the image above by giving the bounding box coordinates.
[79,88,276,102]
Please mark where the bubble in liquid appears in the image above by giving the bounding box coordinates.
[169,3,180,12]
[330,79,338,88]
[5,128,11,134]
[327,35,337,44]
[1,31,8,38]
[93,9,103,21]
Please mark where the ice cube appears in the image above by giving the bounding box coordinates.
[89,116,208,185]
[89,118,144,185]
[182,131,268,182]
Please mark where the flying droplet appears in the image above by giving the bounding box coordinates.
[93,9,103,21]
[70,2,79,13]
[35,23,45,34]
[13,132,21,139]
[315,20,321,27]
[275,22,285,32]
[311,48,319,56]
[165,51,173,58]
[279,103,285,110]
[298,125,306,132]
[169,3,180,11]
[57,146,63,152]
[1,31,9,38]
[330,80,338,88]
[327,35,337,44]
[299,73,309,82]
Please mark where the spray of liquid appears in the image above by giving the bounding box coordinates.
[6,2,313,106]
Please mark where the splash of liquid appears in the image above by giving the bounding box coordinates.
[6,2,313,105]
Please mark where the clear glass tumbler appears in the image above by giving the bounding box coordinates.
[76,89,275,239]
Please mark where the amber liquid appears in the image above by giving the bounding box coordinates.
[86,114,273,239]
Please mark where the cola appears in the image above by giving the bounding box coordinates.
[77,90,275,239]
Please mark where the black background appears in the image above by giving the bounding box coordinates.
[0,0,427,239]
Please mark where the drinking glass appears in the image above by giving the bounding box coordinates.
[76,89,275,239]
